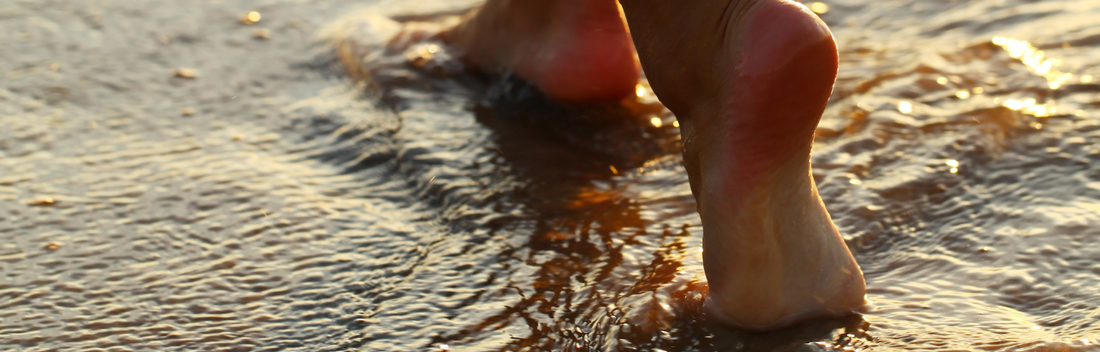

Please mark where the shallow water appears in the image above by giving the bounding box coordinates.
[2,0,1100,351]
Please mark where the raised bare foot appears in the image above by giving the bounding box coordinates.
[619,0,868,330]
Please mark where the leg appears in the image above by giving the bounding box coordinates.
[618,0,867,330]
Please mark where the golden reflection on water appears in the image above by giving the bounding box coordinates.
[992,37,1057,76]
[990,36,1091,118]
[1002,97,1056,118]
[897,101,912,114]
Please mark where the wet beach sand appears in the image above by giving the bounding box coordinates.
[3,0,1100,351]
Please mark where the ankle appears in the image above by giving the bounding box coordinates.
[698,150,865,329]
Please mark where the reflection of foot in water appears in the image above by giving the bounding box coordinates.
[337,0,867,331]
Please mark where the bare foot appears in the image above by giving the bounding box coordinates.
[324,1,640,103]
[619,0,867,330]
[445,0,641,102]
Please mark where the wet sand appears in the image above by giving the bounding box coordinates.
[4,0,1100,351]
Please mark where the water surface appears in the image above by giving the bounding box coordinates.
[2,0,1100,351]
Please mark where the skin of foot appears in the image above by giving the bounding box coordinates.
[443,0,641,102]
[617,0,867,330]
[327,1,639,102]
